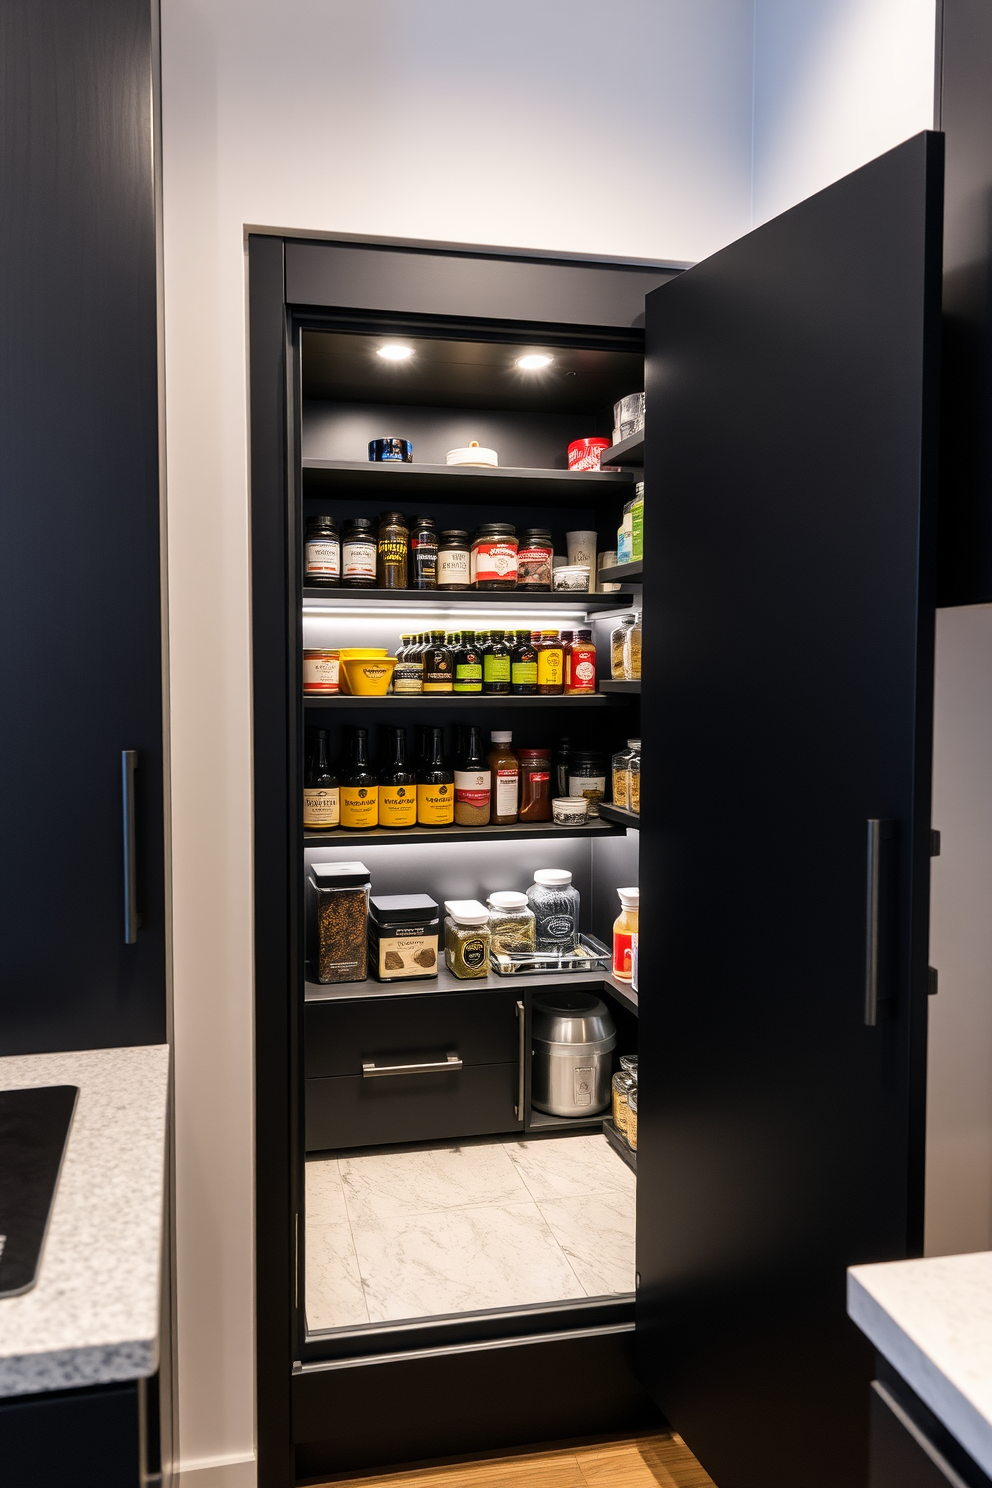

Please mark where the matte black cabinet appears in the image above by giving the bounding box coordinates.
[870,1371,992,1488]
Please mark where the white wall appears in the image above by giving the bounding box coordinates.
[160,2,754,1480]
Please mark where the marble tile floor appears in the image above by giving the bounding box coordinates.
[305,1132,636,1332]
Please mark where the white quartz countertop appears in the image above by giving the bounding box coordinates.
[0,1044,169,1397]
[848,1251,992,1478]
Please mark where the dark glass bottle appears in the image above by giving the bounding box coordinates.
[340,727,378,830]
[303,728,340,829]
[454,725,491,826]
[555,736,571,798]
[341,517,377,588]
[536,629,564,695]
[417,725,453,826]
[378,726,417,829]
[510,629,538,694]
[410,515,438,590]
[304,514,340,587]
[376,511,409,588]
[423,630,454,693]
[453,630,482,694]
[482,629,511,694]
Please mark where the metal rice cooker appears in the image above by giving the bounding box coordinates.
[531,992,616,1117]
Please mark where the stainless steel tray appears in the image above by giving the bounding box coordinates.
[491,932,611,976]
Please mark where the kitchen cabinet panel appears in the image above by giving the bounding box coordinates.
[306,1061,520,1152]
[304,990,519,1078]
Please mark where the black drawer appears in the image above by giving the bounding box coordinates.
[306,1061,520,1151]
[304,991,519,1078]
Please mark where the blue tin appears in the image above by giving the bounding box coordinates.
[368,437,413,463]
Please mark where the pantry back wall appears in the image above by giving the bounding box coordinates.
[159,2,938,1481]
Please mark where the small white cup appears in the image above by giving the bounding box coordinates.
[553,796,589,825]
[566,530,598,567]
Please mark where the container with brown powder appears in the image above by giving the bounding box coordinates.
[307,860,371,985]
[368,894,440,982]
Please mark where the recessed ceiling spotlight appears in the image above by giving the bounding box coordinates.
[516,353,554,370]
[377,344,415,361]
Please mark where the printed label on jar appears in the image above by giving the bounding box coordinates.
[305,539,340,577]
[438,549,471,586]
[474,541,518,583]
[537,649,563,688]
[303,654,339,692]
[392,662,423,695]
[454,769,491,807]
[454,663,482,692]
[342,540,377,579]
[526,770,550,784]
[483,654,510,683]
[494,767,518,817]
[613,932,633,980]
[511,660,537,686]
[461,937,488,968]
[517,545,553,587]
[377,934,438,977]
[303,787,339,827]
[544,914,575,942]
[417,782,453,824]
[378,785,417,827]
[340,785,378,828]
[569,774,605,816]
[569,656,597,690]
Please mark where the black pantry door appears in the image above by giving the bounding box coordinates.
[0,0,165,1054]
[635,133,942,1488]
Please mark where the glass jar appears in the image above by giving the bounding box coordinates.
[527,868,580,952]
[437,530,471,590]
[341,517,377,588]
[443,900,492,978]
[612,743,632,810]
[564,629,597,695]
[623,612,642,680]
[612,1070,634,1138]
[611,614,636,679]
[626,1087,638,1150]
[409,515,437,590]
[304,514,340,586]
[517,748,553,822]
[486,891,536,956]
[612,887,638,981]
[568,751,606,817]
[620,1055,638,1078]
[628,743,640,814]
[376,511,409,589]
[471,524,518,589]
[516,528,554,590]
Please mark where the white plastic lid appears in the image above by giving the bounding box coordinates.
[617,887,639,908]
[488,891,528,909]
[490,731,512,743]
[626,739,641,748]
[533,869,572,886]
[444,899,490,926]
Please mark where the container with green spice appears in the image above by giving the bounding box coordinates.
[486,891,536,955]
[443,900,492,979]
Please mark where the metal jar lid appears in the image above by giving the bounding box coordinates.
[532,992,616,1052]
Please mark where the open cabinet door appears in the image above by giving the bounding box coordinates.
[636,132,943,1488]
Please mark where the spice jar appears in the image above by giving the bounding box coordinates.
[368,894,440,981]
[564,629,597,694]
[612,1070,634,1138]
[486,892,536,956]
[628,742,640,814]
[517,528,554,590]
[471,524,518,589]
[303,648,340,695]
[568,750,607,817]
[620,1054,638,1078]
[341,517,377,588]
[437,530,471,590]
[527,868,580,953]
[535,630,564,694]
[304,514,340,586]
[623,612,642,680]
[377,511,409,589]
[612,742,632,810]
[517,748,553,822]
[409,515,437,590]
[306,860,371,985]
[610,615,635,679]
[626,1087,638,1150]
[443,900,492,979]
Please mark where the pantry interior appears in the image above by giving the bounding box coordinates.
[299,318,647,1343]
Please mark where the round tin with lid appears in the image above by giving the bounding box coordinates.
[368,437,412,462]
[303,649,340,694]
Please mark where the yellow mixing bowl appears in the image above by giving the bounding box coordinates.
[336,648,388,693]
[339,655,397,696]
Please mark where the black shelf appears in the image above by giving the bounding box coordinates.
[302,459,634,504]
[598,560,642,584]
[601,432,644,467]
[603,1117,637,1172]
[305,966,621,1004]
[602,973,638,1015]
[303,587,634,611]
[305,817,623,848]
[598,802,640,832]
[598,680,640,695]
[528,1108,606,1134]
[303,693,633,710]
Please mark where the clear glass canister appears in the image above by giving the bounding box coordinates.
[486,891,536,955]
[623,612,642,681]
[620,1054,638,1079]
[612,1070,634,1137]
[443,899,492,978]
[628,743,640,814]
[612,742,632,810]
[611,615,636,679]
[527,868,580,952]
[627,1087,638,1150]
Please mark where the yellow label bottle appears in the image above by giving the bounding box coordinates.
[303,786,340,829]
[340,785,378,829]
[379,783,417,828]
[417,782,453,825]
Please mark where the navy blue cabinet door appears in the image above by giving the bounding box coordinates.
[636,133,943,1488]
[0,0,165,1053]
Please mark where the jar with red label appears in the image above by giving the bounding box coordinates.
[517,748,553,822]
[517,528,554,590]
[471,524,518,589]
[565,629,597,695]
[303,649,340,694]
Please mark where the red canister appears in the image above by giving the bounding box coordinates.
[567,437,611,472]
[564,630,597,694]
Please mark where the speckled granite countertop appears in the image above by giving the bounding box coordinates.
[848,1251,992,1478]
[0,1044,169,1397]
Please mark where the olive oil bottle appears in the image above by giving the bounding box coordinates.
[417,725,453,826]
[378,726,417,828]
[303,729,340,829]
[340,727,378,830]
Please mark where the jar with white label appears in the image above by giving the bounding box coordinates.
[437,530,471,590]
[526,868,580,953]
[471,524,518,589]
[568,750,606,817]
[304,514,340,586]
[341,517,377,588]
[303,649,340,695]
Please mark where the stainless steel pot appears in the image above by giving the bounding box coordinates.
[531,992,616,1117]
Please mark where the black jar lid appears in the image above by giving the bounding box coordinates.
[370,893,440,925]
[520,528,553,541]
[439,529,469,542]
[378,511,408,527]
[306,513,339,531]
[570,751,605,764]
[474,523,516,536]
[311,861,371,890]
[343,516,374,533]
[410,514,435,527]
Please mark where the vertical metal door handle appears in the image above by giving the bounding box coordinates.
[122,750,138,944]
[864,818,881,1025]
[515,1000,526,1121]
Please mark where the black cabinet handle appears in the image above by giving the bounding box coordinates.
[122,750,138,944]
[865,818,896,1025]
[515,1000,525,1121]
[362,1052,462,1078]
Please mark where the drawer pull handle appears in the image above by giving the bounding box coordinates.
[362,1052,462,1078]
[515,1000,525,1121]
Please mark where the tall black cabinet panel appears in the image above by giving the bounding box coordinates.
[636,134,943,1488]
[0,0,165,1053]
